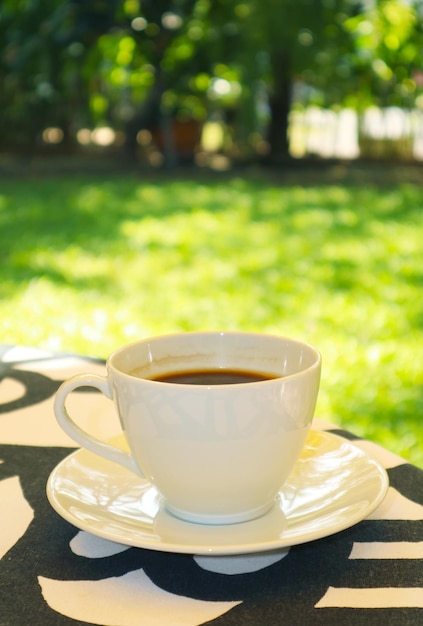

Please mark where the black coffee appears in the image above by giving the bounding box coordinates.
[145,369,278,385]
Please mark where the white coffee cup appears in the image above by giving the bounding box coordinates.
[54,331,321,525]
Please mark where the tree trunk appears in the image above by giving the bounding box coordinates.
[266,50,292,163]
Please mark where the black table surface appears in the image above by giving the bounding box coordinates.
[0,345,422,625]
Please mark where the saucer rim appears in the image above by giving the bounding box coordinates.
[46,430,389,556]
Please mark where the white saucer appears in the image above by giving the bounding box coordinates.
[47,430,389,556]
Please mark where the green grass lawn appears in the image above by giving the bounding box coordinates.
[1,168,422,467]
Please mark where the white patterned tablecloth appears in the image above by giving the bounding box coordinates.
[0,345,422,626]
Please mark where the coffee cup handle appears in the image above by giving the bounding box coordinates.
[54,374,141,476]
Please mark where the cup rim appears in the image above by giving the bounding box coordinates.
[107,331,321,387]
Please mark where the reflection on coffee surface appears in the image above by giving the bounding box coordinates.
[130,368,279,385]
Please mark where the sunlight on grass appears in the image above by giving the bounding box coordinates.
[1,174,422,467]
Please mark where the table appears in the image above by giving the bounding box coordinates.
[1,345,422,625]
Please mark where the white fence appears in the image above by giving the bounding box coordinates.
[289,107,423,161]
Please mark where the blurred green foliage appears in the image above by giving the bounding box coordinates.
[1,0,423,160]
[0,171,422,467]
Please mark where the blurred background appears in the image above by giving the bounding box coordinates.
[1,0,422,467]
[2,0,423,165]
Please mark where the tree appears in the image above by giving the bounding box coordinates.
[343,0,423,110]
[1,0,423,163]
[229,0,362,162]
[0,0,120,152]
